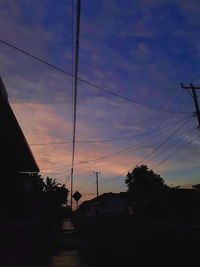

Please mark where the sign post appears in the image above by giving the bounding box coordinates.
[72,191,82,209]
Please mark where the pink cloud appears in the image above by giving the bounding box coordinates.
[10,102,144,193]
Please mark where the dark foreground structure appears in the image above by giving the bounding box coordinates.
[73,190,200,267]
[0,76,41,266]
[0,76,68,267]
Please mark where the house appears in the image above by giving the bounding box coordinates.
[0,75,40,218]
[164,188,200,221]
[0,76,39,174]
[131,186,200,221]
[0,76,41,266]
[78,192,129,217]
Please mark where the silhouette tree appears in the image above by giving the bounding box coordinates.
[29,173,45,193]
[125,165,168,217]
[43,177,68,205]
[125,165,165,194]
[53,185,69,205]
[44,177,60,193]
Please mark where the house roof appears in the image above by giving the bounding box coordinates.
[166,188,198,202]
[79,192,127,208]
[0,76,39,173]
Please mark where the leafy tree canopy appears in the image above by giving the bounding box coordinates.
[28,174,69,205]
[125,165,167,199]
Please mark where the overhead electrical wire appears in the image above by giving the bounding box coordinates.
[100,115,194,185]
[30,111,193,147]
[39,113,195,173]
[0,19,197,187]
[152,132,199,170]
[136,114,193,166]
[110,113,194,161]
[29,134,157,146]
[40,112,195,183]
[64,116,192,167]
[0,39,191,115]
[39,127,197,176]
[65,172,72,185]
[1,8,199,195]
[0,39,72,76]
[144,125,196,165]
[78,77,189,114]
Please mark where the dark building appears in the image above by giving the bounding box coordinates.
[0,76,39,173]
[78,192,129,217]
[0,75,40,219]
[0,76,41,266]
[131,186,200,221]
[164,188,199,221]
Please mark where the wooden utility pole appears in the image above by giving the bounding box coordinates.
[181,83,200,129]
[71,0,81,210]
[93,171,101,197]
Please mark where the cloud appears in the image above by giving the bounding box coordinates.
[1,0,200,199]
[11,101,139,171]
[0,2,54,55]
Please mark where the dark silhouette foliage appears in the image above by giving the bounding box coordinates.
[125,165,168,218]
[28,173,45,193]
[42,177,68,205]
[26,174,68,206]
[125,165,166,197]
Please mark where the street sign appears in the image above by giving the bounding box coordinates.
[72,191,82,202]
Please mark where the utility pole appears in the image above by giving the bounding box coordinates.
[181,83,200,129]
[70,0,81,210]
[70,168,73,209]
[93,171,101,197]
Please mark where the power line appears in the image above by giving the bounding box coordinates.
[100,175,124,184]
[99,124,196,185]
[160,62,200,112]
[73,143,155,166]
[29,134,157,146]
[65,171,72,185]
[136,114,193,166]
[30,113,191,146]
[38,115,195,174]
[79,128,198,185]
[41,127,197,186]
[78,77,189,114]
[144,126,196,165]
[99,138,196,186]
[0,39,190,115]
[71,0,74,76]
[152,133,199,169]
[69,121,188,166]
[39,115,195,178]
[0,39,72,76]
[111,113,194,161]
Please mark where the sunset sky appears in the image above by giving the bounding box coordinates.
[1,0,200,203]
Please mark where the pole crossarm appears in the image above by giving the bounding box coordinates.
[181,83,200,89]
[181,83,200,129]
[93,171,101,197]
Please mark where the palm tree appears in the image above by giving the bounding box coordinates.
[44,177,60,193]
